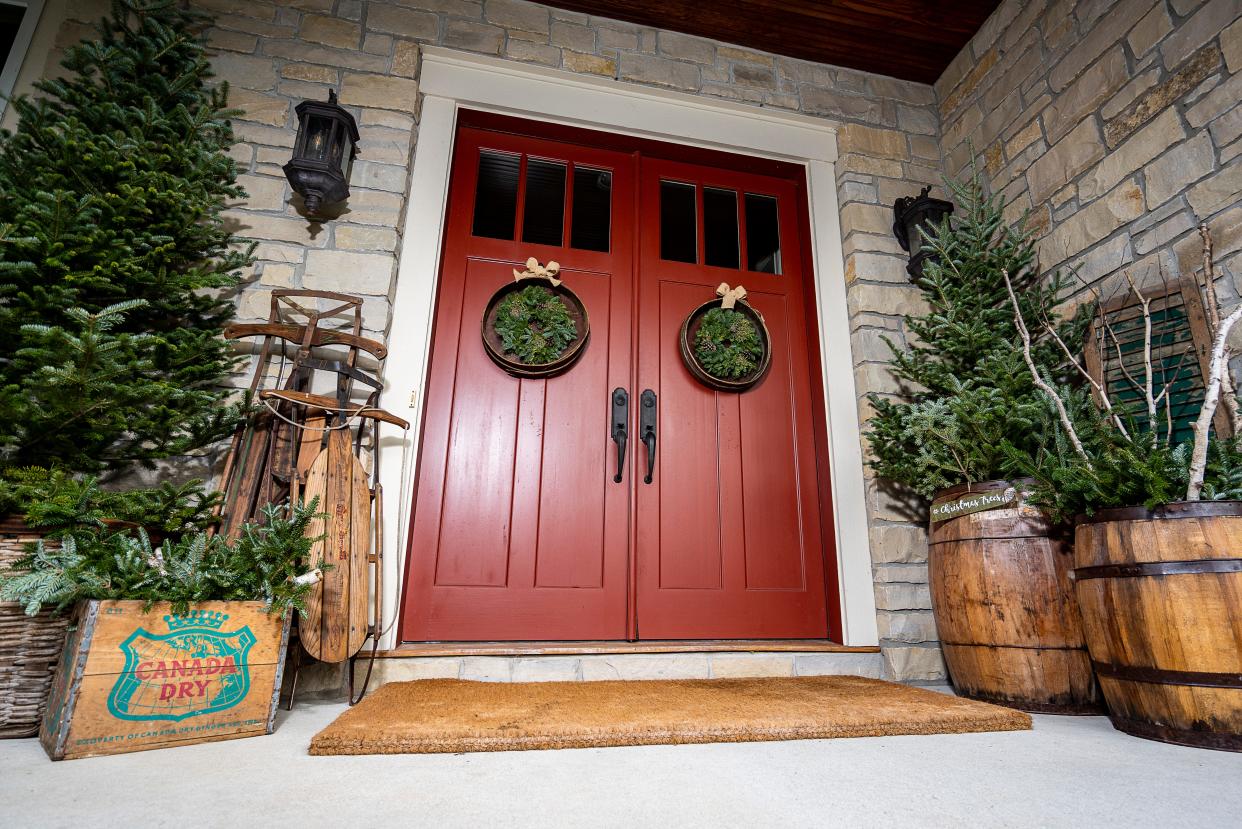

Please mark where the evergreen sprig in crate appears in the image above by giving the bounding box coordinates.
[41,601,291,760]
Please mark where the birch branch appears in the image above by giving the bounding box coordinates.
[1123,270,1158,443]
[1199,225,1242,436]
[1074,269,1145,399]
[1003,269,1091,462]
[1104,314,1144,397]
[1166,382,1175,445]
[1154,347,1194,406]
[1187,302,1242,500]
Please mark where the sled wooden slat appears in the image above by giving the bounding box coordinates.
[260,389,410,430]
[224,323,388,359]
[300,429,371,663]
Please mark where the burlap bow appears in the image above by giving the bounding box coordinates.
[716,282,747,309]
[513,257,562,287]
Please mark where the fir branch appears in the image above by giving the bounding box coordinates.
[0,498,325,616]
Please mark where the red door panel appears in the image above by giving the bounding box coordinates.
[635,158,829,639]
[401,129,635,641]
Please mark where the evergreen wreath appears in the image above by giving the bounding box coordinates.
[494,285,579,365]
[694,307,764,380]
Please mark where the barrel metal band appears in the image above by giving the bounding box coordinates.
[1071,559,1242,580]
[1109,714,1242,751]
[1092,660,1242,688]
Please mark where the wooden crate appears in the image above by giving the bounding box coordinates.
[40,600,291,760]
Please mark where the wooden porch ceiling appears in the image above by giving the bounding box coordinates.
[546,0,1000,85]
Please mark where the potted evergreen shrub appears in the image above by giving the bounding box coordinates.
[1004,232,1242,750]
[866,175,1100,713]
[0,0,250,735]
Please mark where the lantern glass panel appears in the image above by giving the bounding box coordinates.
[303,114,335,162]
[340,132,355,179]
[330,122,345,166]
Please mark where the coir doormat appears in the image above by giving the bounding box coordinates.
[309,675,1031,755]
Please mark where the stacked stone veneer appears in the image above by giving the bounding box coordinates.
[20,0,966,683]
[939,0,1242,303]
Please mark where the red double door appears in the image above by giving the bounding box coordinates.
[402,119,836,642]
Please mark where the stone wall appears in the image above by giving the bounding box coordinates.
[15,0,950,681]
[938,0,1242,302]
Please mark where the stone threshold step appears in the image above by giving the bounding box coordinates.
[351,650,886,686]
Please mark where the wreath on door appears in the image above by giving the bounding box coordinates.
[679,283,772,392]
[482,258,590,378]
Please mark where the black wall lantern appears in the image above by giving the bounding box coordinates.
[284,90,360,216]
[892,185,954,279]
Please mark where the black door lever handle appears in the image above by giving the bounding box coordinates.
[611,388,628,483]
[640,389,657,484]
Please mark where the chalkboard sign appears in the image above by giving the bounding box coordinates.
[930,487,1018,523]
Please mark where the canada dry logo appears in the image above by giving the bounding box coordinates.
[107,611,256,722]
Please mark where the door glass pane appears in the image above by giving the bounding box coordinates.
[522,158,567,247]
[745,193,781,274]
[703,188,740,269]
[472,151,520,240]
[660,181,697,264]
[571,167,611,252]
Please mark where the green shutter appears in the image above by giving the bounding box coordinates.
[1099,289,1204,445]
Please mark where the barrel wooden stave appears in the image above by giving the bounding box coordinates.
[1074,507,1242,750]
[929,481,1100,713]
[939,645,1098,713]
[929,535,1083,646]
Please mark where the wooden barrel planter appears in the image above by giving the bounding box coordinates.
[1074,502,1242,751]
[928,480,1101,714]
[0,518,71,738]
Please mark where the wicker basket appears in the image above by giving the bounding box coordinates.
[0,518,70,738]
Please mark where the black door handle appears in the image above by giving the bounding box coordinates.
[640,389,657,484]
[611,387,628,483]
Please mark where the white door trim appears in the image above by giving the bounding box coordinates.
[376,47,878,648]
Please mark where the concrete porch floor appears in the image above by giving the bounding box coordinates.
[3,699,1241,828]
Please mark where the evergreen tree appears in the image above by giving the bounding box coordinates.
[866,173,1086,498]
[0,0,249,473]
